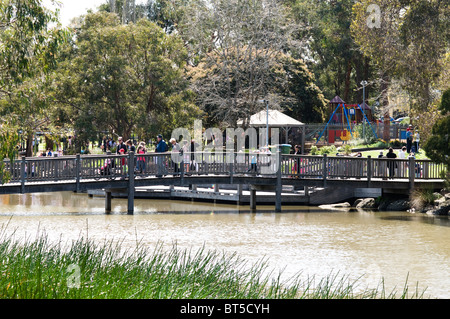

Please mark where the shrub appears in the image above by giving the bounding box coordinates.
[409,188,438,211]
[353,123,377,144]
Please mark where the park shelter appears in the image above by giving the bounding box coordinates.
[237,109,306,154]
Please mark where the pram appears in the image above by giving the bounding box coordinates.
[98,158,116,179]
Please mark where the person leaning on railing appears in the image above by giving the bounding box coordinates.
[155,134,168,177]
[386,147,397,178]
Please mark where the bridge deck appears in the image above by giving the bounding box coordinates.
[1,152,445,212]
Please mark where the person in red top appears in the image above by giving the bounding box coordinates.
[136,142,146,173]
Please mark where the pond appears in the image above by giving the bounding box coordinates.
[0,192,449,298]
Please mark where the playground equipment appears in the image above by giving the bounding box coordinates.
[316,103,377,144]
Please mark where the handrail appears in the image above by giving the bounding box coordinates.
[1,152,446,188]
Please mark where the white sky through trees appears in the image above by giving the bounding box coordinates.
[42,0,146,26]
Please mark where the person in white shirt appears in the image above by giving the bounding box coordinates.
[398,146,407,159]
[414,131,420,152]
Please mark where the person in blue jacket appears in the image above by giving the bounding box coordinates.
[155,134,168,176]
[155,134,168,153]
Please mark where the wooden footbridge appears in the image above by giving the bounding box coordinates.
[0,151,445,213]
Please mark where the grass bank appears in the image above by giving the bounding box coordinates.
[0,230,426,299]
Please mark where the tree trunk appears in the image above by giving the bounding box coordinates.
[343,60,352,102]
[45,135,54,152]
[26,133,33,157]
[380,73,390,141]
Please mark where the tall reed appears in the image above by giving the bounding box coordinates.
[0,228,426,299]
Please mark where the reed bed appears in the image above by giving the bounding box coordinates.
[0,228,426,299]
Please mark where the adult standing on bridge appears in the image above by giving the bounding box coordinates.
[126,139,135,153]
[386,147,397,178]
[116,137,127,155]
[414,130,420,153]
[155,134,168,177]
[170,138,181,175]
[406,125,413,153]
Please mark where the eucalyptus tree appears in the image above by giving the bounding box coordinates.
[52,12,200,149]
[424,88,450,169]
[181,0,303,128]
[351,0,449,140]
[0,0,68,157]
[288,0,375,105]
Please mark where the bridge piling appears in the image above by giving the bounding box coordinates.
[20,156,26,194]
[105,191,112,213]
[250,187,256,210]
[275,150,282,212]
[408,156,415,191]
[75,154,81,193]
[127,151,135,215]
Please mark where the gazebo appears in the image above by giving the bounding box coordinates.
[237,109,306,154]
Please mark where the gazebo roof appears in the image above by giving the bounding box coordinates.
[237,109,304,127]
[360,102,371,110]
[329,95,346,104]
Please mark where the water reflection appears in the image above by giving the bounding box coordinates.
[0,192,449,299]
[379,215,450,227]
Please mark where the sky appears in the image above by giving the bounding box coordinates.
[42,0,146,27]
[42,0,105,26]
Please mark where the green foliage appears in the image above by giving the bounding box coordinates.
[409,188,438,211]
[0,234,426,299]
[290,0,374,104]
[353,123,377,145]
[351,0,449,112]
[311,145,337,156]
[0,0,68,90]
[341,144,352,155]
[279,55,327,123]
[0,0,69,156]
[0,124,20,184]
[52,12,201,146]
[439,88,450,114]
[423,88,450,167]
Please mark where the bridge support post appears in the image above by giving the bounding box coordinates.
[180,160,184,186]
[275,149,282,212]
[128,151,135,215]
[367,156,372,187]
[304,186,310,196]
[250,187,256,210]
[20,156,26,194]
[322,154,328,187]
[75,154,81,193]
[408,155,415,191]
[105,190,112,213]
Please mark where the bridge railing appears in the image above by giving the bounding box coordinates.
[280,154,446,180]
[1,152,446,186]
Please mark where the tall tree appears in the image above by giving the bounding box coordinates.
[423,88,450,168]
[52,12,200,149]
[181,0,301,127]
[288,0,374,106]
[0,0,67,157]
[351,0,449,141]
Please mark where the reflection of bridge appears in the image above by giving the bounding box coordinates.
[1,152,445,214]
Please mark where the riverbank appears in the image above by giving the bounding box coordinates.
[0,231,426,299]
[323,190,450,216]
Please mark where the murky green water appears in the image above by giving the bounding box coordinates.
[0,192,449,298]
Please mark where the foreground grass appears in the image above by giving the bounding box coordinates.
[0,231,426,299]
